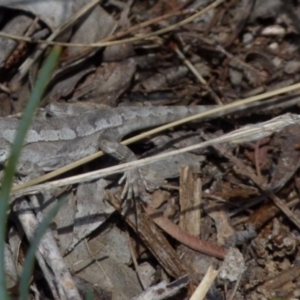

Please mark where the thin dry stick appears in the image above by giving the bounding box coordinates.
[127,234,147,290]
[190,266,219,300]
[15,197,81,299]
[171,42,222,104]
[228,273,243,300]
[270,194,300,231]
[11,82,300,193]
[64,8,198,65]
[0,0,225,48]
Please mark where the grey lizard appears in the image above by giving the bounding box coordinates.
[2,96,297,198]
[0,103,215,198]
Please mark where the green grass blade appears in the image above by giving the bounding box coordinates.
[0,45,62,299]
[19,196,66,300]
[85,289,94,300]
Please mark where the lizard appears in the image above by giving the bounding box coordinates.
[0,103,217,199]
[2,93,300,199]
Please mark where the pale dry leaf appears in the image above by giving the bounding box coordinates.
[67,179,115,252]
[0,0,74,30]
[64,226,142,299]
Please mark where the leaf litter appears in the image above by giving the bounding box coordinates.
[2,0,300,299]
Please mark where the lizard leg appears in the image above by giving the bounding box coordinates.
[98,133,143,199]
